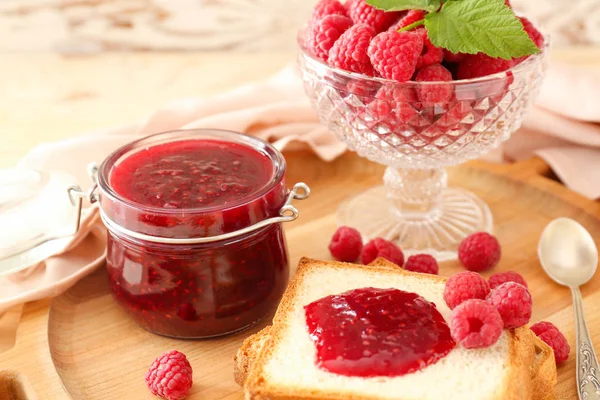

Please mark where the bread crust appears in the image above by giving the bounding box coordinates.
[531,335,558,400]
[234,326,272,386]
[244,257,555,400]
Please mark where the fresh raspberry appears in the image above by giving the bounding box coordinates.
[538,327,571,364]
[361,237,404,266]
[404,254,439,275]
[520,17,544,49]
[415,64,453,104]
[368,30,423,81]
[443,49,465,63]
[312,0,347,21]
[487,282,532,329]
[344,79,379,98]
[306,14,353,62]
[366,84,419,129]
[329,24,376,75]
[450,299,504,349]
[458,232,501,272]
[414,28,443,69]
[329,226,363,262]
[347,0,401,32]
[530,321,559,337]
[488,271,528,289]
[514,17,545,65]
[505,0,512,7]
[145,350,193,400]
[444,271,491,309]
[389,10,425,31]
[456,53,515,80]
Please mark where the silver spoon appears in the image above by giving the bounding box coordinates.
[538,218,600,399]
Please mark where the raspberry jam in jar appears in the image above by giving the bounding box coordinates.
[96,129,308,338]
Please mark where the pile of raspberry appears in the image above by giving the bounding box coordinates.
[329,226,439,274]
[305,0,544,88]
[444,269,570,364]
[329,228,503,275]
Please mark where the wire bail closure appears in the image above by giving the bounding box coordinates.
[67,163,310,244]
[67,163,100,234]
[100,182,310,244]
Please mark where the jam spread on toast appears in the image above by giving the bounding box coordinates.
[305,287,455,377]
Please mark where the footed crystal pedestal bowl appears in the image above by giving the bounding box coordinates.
[298,41,549,261]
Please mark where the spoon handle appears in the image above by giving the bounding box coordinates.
[572,287,600,399]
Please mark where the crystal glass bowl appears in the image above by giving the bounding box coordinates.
[298,34,549,260]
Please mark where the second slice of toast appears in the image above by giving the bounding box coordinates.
[245,257,539,400]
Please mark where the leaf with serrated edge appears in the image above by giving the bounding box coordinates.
[366,0,441,13]
[425,0,540,60]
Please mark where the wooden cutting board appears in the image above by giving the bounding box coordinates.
[1,152,599,400]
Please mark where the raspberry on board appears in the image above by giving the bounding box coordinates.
[404,254,439,275]
[415,64,453,105]
[458,232,502,272]
[312,0,348,21]
[414,29,444,69]
[329,226,363,262]
[487,282,532,329]
[456,53,515,80]
[305,14,354,62]
[443,271,491,310]
[347,0,401,32]
[488,271,528,289]
[361,237,404,266]
[329,24,376,75]
[368,30,424,81]
[538,328,571,364]
[145,350,193,400]
[450,299,504,349]
[530,321,559,337]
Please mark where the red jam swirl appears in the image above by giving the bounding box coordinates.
[104,137,289,338]
[304,287,455,377]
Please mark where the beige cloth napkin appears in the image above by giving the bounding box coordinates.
[506,63,600,199]
[2,61,599,314]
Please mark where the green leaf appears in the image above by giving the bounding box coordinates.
[424,0,540,60]
[366,0,442,12]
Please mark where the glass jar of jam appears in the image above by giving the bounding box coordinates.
[94,129,309,338]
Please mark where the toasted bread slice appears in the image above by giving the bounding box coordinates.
[233,259,395,386]
[235,258,557,397]
[234,326,272,386]
[244,258,540,400]
[234,323,557,397]
[531,335,557,400]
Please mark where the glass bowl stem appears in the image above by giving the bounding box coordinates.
[384,167,447,219]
